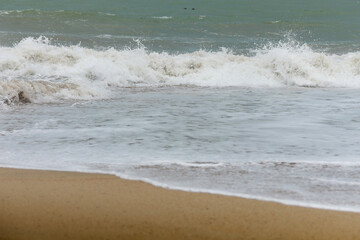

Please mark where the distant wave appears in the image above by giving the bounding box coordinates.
[2,37,360,104]
[151,16,173,19]
[0,9,41,16]
[0,9,117,18]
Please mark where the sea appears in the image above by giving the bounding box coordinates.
[1,0,360,212]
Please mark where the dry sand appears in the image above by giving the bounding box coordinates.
[1,167,360,240]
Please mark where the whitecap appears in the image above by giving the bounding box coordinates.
[2,37,360,105]
[151,16,173,19]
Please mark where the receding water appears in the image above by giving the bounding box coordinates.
[2,87,360,211]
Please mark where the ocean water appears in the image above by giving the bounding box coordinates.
[1,0,360,212]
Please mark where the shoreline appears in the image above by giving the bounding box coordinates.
[1,167,360,239]
[2,165,359,214]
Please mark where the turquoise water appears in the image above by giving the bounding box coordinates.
[1,0,360,52]
[1,1,360,211]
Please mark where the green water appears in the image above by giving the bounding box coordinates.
[1,0,360,52]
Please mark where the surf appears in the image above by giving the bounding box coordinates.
[2,37,360,105]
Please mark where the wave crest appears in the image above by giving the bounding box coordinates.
[1,37,360,104]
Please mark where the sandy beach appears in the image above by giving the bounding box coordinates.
[0,167,360,240]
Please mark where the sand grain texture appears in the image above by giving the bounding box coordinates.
[1,167,360,240]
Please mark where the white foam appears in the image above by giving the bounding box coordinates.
[0,9,39,15]
[2,37,360,104]
[96,34,113,39]
[151,16,173,19]
[311,177,360,186]
[0,11,10,15]
[135,161,225,168]
[98,12,116,16]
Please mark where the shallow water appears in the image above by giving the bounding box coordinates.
[2,87,360,211]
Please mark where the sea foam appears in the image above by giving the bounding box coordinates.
[1,37,360,104]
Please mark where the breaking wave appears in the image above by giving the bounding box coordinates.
[1,37,360,104]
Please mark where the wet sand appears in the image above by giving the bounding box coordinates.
[1,167,360,240]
